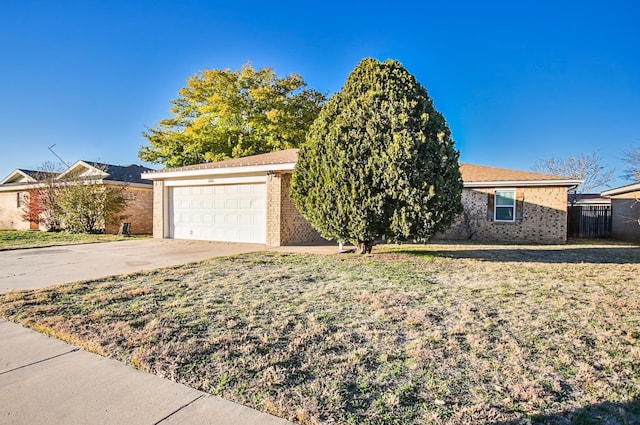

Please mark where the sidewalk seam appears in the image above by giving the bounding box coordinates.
[153,394,205,425]
[0,348,79,376]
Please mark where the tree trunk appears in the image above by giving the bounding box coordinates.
[356,240,375,254]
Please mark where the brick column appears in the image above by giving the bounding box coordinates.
[266,173,282,246]
[152,180,165,239]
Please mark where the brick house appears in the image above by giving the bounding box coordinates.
[601,182,640,242]
[142,149,581,245]
[0,161,154,234]
[442,164,581,243]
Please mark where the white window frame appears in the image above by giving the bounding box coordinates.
[17,192,28,208]
[494,189,516,222]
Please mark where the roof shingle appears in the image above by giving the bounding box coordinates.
[459,163,572,182]
[82,162,155,184]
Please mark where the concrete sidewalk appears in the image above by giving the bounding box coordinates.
[0,319,291,425]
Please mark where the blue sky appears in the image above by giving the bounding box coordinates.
[1,0,638,191]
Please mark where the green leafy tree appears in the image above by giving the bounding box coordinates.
[139,63,326,167]
[19,162,128,234]
[56,182,127,233]
[292,58,463,254]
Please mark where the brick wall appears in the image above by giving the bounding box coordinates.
[0,191,30,230]
[610,190,640,242]
[440,186,569,244]
[105,185,154,235]
[266,172,324,246]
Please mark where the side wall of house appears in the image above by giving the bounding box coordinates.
[0,191,30,230]
[610,191,640,242]
[440,186,569,244]
[266,172,325,246]
[105,186,154,235]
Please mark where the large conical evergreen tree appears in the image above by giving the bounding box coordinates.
[292,58,463,253]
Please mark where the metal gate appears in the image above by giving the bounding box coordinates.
[567,205,612,238]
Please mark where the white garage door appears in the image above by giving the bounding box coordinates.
[169,184,267,244]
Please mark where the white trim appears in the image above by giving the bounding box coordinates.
[56,160,108,181]
[163,183,170,238]
[164,175,267,187]
[0,183,40,192]
[572,199,611,205]
[0,169,37,185]
[601,182,640,197]
[465,179,582,188]
[0,180,151,192]
[141,163,295,180]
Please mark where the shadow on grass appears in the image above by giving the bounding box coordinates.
[491,397,640,424]
[388,245,640,264]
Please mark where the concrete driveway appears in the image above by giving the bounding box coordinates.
[0,239,267,293]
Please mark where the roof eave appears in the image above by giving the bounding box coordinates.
[0,169,36,185]
[601,182,640,197]
[0,182,43,191]
[142,162,296,180]
[464,179,583,188]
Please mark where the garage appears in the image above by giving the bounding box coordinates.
[169,183,267,244]
[142,149,324,246]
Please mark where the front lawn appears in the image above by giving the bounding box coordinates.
[1,243,639,424]
[0,230,147,250]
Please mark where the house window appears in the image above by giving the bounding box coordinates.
[17,192,28,208]
[495,189,516,222]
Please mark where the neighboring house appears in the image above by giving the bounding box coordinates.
[568,193,611,207]
[0,161,155,234]
[0,169,58,230]
[565,193,612,239]
[601,182,640,242]
[142,149,581,246]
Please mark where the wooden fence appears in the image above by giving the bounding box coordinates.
[567,205,612,238]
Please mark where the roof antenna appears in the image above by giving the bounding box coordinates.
[48,144,70,167]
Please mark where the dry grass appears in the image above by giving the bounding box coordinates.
[0,230,147,250]
[1,242,639,424]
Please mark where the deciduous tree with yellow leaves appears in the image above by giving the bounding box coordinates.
[139,63,326,167]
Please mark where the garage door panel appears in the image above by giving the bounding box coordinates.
[239,214,252,225]
[169,184,266,244]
